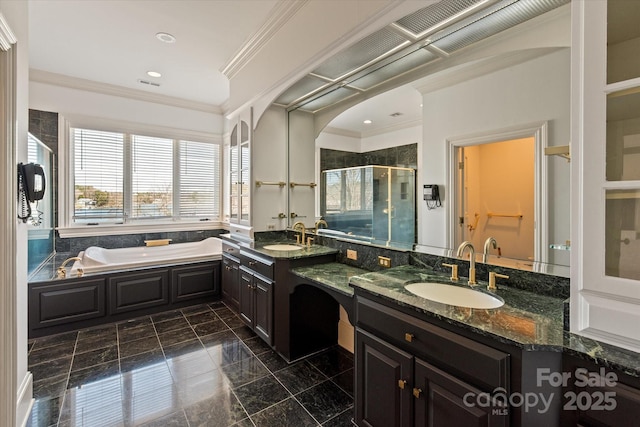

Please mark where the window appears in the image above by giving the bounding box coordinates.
[71,127,220,225]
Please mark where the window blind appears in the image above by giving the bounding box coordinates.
[179,140,220,218]
[131,135,173,219]
[73,129,124,222]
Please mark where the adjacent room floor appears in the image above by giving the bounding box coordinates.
[26,301,355,427]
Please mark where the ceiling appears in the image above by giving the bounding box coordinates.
[27,0,569,135]
[28,0,279,106]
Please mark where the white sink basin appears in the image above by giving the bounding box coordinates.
[404,282,504,309]
[262,244,304,251]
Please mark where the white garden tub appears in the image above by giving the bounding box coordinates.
[72,237,223,275]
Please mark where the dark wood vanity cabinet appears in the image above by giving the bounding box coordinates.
[355,296,510,427]
[238,249,274,346]
[561,354,640,427]
[222,254,240,311]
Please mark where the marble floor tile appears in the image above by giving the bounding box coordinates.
[138,410,190,427]
[27,302,356,427]
[192,318,229,336]
[308,346,354,378]
[243,336,272,355]
[154,317,191,334]
[250,397,318,427]
[322,406,355,427]
[29,356,72,382]
[162,338,205,359]
[274,361,327,395]
[31,331,78,352]
[331,368,354,397]
[181,304,211,315]
[175,367,231,407]
[220,356,270,388]
[166,351,217,383]
[28,341,74,366]
[26,395,64,427]
[256,350,291,373]
[183,389,248,427]
[234,374,290,415]
[66,359,120,390]
[158,327,198,347]
[185,310,219,325]
[150,309,184,323]
[119,324,157,343]
[119,335,161,359]
[116,315,152,332]
[297,380,353,424]
[71,345,119,371]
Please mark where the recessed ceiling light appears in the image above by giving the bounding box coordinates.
[363,119,372,124]
[147,71,162,78]
[155,32,176,43]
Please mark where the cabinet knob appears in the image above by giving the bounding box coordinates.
[226,248,234,252]
[249,261,257,266]
[405,333,414,343]
[398,380,407,390]
[225,265,231,271]
[247,284,252,289]
[413,388,422,399]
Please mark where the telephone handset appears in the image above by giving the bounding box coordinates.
[18,162,46,223]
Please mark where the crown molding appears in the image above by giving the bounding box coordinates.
[30,69,223,114]
[322,126,360,139]
[221,0,308,79]
[0,13,17,51]
[324,117,422,140]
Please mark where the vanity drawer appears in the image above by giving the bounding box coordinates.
[239,250,274,280]
[356,297,509,390]
[222,241,240,258]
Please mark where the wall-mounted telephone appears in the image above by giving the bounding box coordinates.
[423,184,442,210]
[18,162,46,223]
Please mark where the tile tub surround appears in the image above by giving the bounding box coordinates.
[27,301,355,427]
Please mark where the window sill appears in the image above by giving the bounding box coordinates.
[57,220,226,238]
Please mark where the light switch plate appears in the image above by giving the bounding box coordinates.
[347,249,357,260]
[378,256,391,268]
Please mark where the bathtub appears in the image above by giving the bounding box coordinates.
[71,237,223,275]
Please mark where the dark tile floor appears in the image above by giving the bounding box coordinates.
[26,301,355,427]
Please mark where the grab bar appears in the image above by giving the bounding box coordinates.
[256,180,286,188]
[487,212,523,219]
[290,182,317,188]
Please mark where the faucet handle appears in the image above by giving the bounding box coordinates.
[442,263,459,281]
[488,271,509,291]
[306,237,314,247]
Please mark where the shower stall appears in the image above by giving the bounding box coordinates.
[321,165,416,245]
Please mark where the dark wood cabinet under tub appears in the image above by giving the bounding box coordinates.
[28,260,220,338]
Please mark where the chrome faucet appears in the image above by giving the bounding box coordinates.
[314,219,328,234]
[456,241,476,285]
[483,237,498,263]
[57,257,84,279]
[292,221,306,244]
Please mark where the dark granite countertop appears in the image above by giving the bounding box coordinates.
[222,234,338,260]
[288,262,640,378]
[290,263,368,297]
[348,264,565,351]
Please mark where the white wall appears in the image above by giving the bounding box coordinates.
[420,49,570,266]
[288,110,317,230]
[252,105,288,231]
[30,81,224,135]
[316,131,360,152]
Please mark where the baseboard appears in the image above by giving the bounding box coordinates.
[16,371,33,427]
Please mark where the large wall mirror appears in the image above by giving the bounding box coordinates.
[277,0,571,276]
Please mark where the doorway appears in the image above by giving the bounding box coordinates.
[448,122,548,264]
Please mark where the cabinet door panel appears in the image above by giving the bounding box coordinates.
[109,269,169,314]
[414,358,507,427]
[253,274,273,346]
[171,263,218,303]
[239,267,254,326]
[356,328,413,427]
[222,255,240,312]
